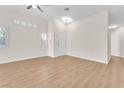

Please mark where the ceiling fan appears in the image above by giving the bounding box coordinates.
[27,5,44,13]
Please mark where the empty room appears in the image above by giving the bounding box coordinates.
[0,5,124,88]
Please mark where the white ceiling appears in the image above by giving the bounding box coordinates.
[0,5,124,26]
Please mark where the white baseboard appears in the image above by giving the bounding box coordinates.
[0,54,112,65]
[48,55,66,58]
[112,55,124,59]
[66,53,108,64]
[0,55,47,64]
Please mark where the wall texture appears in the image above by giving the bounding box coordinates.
[0,9,48,64]
[67,11,110,64]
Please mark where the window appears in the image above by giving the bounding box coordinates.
[0,27,7,48]
[13,19,38,29]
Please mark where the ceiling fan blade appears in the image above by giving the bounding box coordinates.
[27,5,32,9]
[37,5,44,13]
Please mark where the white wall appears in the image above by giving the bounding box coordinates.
[0,9,48,64]
[111,27,124,57]
[0,8,111,64]
[67,11,110,64]
[48,18,66,57]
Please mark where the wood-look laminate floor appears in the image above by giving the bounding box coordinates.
[0,55,124,88]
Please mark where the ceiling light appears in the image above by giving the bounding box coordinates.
[108,25,118,29]
[62,17,72,23]
[32,5,37,9]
